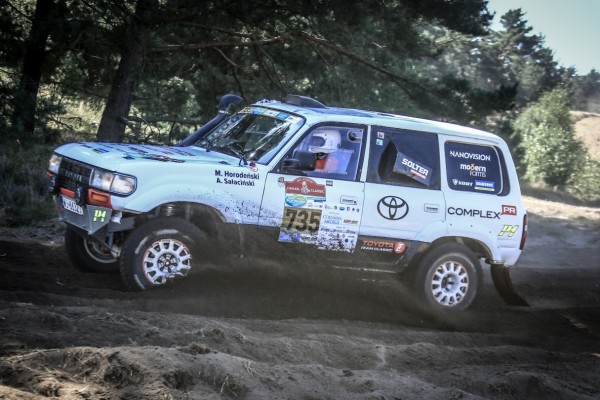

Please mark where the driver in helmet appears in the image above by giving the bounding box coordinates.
[308,129,342,172]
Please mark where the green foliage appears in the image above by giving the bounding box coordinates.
[0,144,55,227]
[566,156,600,202]
[514,88,586,187]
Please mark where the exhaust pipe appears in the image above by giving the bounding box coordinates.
[491,264,529,306]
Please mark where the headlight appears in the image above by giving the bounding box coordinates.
[111,174,136,195]
[90,169,113,191]
[90,169,136,195]
[48,154,62,174]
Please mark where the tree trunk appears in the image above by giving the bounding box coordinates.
[11,0,55,142]
[96,0,156,142]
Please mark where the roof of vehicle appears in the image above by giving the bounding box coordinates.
[254,98,501,143]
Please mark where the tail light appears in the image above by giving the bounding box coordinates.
[519,214,528,250]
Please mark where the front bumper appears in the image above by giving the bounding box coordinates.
[56,194,113,234]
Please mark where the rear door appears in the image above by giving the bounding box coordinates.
[360,126,446,245]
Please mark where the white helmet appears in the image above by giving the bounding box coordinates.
[308,129,341,154]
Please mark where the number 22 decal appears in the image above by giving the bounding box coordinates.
[282,207,322,233]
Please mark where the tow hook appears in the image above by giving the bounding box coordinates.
[491,264,529,306]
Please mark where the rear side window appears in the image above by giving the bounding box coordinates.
[367,127,440,190]
[445,141,507,195]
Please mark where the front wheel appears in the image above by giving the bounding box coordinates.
[119,217,206,291]
[64,228,119,273]
[414,243,481,311]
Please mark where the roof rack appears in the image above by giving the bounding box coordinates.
[284,94,327,108]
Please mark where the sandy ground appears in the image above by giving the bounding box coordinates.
[0,196,599,399]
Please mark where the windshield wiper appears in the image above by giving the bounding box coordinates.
[221,143,248,165]
[200,138,213,152]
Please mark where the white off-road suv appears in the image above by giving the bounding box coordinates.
[48,94,528,311]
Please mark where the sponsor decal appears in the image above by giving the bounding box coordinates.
[377,196,409,220]
[452,179,473,187]
[123,152,185,163]
[474,180,495,191]
[247,162,258,172]
[285,195,307,208]
[498,225,519,237]
[449,150,492,162]
[285,177,326,200]
[281,207,322,233]
[376,139,384,146]
[502,205,517,216]
[359,238,407,254]
[460,163,487,177]
[393,152,432,186]
[93,209,107,223]
[448,207,500,219]
[377,131,385,139]
[278,230,302,243]
[215,169,260,186]
[343,219,359,225]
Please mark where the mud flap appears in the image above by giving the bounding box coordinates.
[491,264,529,306]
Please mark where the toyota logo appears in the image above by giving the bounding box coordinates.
[377,196,409,220]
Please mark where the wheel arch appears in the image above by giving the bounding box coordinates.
[136,201,245,257]
[405,235,491,275]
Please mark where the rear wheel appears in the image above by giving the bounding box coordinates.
[415,243,481,311]
[64,227,118,273]
[119,217,206,291]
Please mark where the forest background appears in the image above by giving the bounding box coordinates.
[1,0,599,227]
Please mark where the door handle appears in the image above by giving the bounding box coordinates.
[341,196,358,205]
[424,203,440,213]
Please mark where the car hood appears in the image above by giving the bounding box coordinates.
[55,142,235,171]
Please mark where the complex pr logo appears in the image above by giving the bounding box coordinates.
[377,196,409,220]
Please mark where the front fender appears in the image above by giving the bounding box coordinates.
[111,185,249,224]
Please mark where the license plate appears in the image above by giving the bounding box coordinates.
[61,195,84,215]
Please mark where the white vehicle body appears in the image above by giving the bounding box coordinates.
[48,95,528,311]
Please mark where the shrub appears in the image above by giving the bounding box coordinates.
[514,88,587,187]
[0,144,55,227]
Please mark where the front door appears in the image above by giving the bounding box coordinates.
[259,124,367,253]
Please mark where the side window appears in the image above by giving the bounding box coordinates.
[367,127,440,190]
[445,141,506,195]
[283,125,365,181]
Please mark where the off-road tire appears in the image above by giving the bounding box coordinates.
[415,243,481,311]
[119,217,206,291]
[64,227,119,273]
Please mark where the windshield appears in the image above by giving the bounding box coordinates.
[193,107,304,164]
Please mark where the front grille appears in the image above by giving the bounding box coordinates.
[58,158,92,191]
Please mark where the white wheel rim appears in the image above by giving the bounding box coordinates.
[142,239,192,285]
[430,261,469,307]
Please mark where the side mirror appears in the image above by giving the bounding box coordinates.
[282,150,316,171]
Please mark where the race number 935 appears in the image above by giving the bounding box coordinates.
[282,207,322,233]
